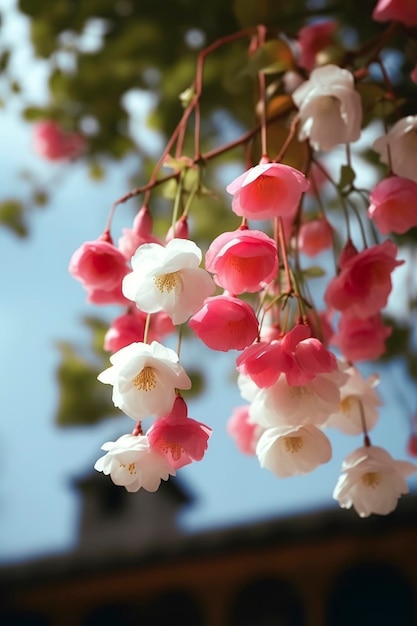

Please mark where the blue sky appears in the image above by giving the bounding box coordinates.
[1,0,416,565]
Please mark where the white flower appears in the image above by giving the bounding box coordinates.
[122,238,215,325]
[292,64,362,150]
[94,434,175,492]
[256,424,332,477]
[372,115,417,183]
[249,369,347,428]
[237,372,261,403]
[333,445,417,517]
[98,341,191,420]
[325,366,381,435]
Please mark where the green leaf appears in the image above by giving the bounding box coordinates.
[22,106,47,121]
[88,161,106,181]
[302,266,326,279]
[0,200,27,237]
[55,342,116,427]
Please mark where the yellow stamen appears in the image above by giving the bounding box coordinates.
[361,471,381,488]
[133,366,157,391]
[154,272,181,293]
[284,436,304,453]
[119,463,137,475]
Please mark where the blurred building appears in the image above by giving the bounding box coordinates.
[1,473,416,626]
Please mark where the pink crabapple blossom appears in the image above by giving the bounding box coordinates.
[103,310,175,353]
[298,218,334,256]
[372,0,417,26]
[324,239,403,319]
[331,313,392,362]
[147,396,212,469]
[373,115,417,183]
[292,64,362,151]
[236,323,337,388]
[297,20,338,72]
[94,434,175,492]
[227,405,262,455]
[69,236,130,292]
[165,216,189,242]
[368,176,417,234]
[122,238,215,325]
[226,162,309,220]
[118,206,162,261]
[256,424,332,478]
[32,120,86,161]
[97,341,191,421]
[205,228,278,294]
[333,445,417,517]
[86,282,130,306]
[189,294,259,352]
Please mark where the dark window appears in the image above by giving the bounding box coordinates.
[229,576,305,626]
[327,561,416,626]
[146,589,205,626]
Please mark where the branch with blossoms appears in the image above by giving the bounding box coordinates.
[68,0,417,518]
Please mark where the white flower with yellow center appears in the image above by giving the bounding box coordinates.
[122,238,216,325]
[98,341,191,420]
[249,369,347,428]
[256,424,332,477]
[373,115,417,183]
[292,64,362,151]
[333,445,417,517]
[325,366,381,435]
[94,434,175,492]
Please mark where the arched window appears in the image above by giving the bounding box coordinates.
[145,589,206,626]
[81,602,138,626]
[326,561,416,626]
[229,576,305,626]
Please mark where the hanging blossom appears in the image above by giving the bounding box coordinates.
[69,236,130,292]
[249,367,348,429]
[226,162,309,220]
[122,238,216,325]
[147,396,212,469]
[94,434,175,492]
[227,405,263,456]
[368,176,417,234]
[373,115,417,183]
[298,218,334,257]
[205,228,278,294]
[331,313,392,362]
[297,20,338,72]
[325,239,403,318]
[103,310,174,353]
[97,341,191,420]
[333,445,417,517]
[236,323,337,388]
[189,294,259,351]
[292,64,362,151]
[256,424,332,477]
[118,206,162,260]
[325,366,381,435]
[33,120,86,161]
[372,0,417,26]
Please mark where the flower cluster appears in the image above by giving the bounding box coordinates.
[68,5,417,515]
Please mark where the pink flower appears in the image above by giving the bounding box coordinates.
[189,295,259,351]
[205,228,278,294]
[368,177,417,235]
[297,21,338,71]
[33,120,85,161]
[407,432,417,457]
[324,240,403,318]
[237,323,337,388]
[226,162,309,220]
[165,216,189,242]
[104,312,147,353]
[86,282,130,306]
[118,207,162,261]
[69,236,130,291]
[298,218,334,256]
[147,396,212,469]
[373,0,417,26]
[331,313,392,362]
[227,405,261,455]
